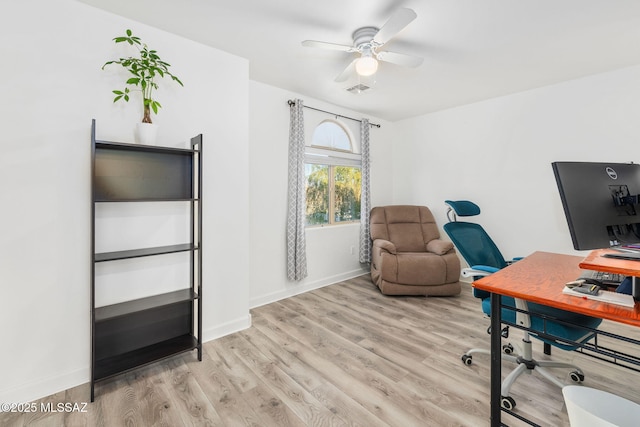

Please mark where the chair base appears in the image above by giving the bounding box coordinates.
[463,334,585,410]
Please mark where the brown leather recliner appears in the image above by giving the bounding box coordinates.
[370,205,462,296]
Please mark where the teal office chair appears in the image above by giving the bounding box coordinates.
[443,200,603,410]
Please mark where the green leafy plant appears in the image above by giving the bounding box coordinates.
[102,29,183,123]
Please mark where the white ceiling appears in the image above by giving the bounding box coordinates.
[79,0,640,121]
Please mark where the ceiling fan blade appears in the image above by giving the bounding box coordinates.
[302,40,355,52]
[373,8,417,45]
[335,59,357,82]
[377,51,424,68]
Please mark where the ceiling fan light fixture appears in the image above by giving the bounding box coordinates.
[302,9,421,82]
[355,55,378,76]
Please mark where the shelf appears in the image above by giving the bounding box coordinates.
[94,144,193,201]
[95,289,198,322]
[95,243,197,262]
[90,120,203,401]
[95,140,197,154]
[94,334,197,381]
[94,197,199,203]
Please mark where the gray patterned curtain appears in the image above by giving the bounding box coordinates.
[286,99,308,281]
[359,118,372,263]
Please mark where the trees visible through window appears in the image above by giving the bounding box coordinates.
[305,120,361,226]
[305,164,361,225]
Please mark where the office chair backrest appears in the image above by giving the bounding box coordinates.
[443,200,508,270]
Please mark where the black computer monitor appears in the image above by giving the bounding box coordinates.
[552,161,640,250]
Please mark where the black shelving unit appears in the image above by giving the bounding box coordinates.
[90,119,202,401]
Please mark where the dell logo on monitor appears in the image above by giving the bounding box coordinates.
[606,167,618,180]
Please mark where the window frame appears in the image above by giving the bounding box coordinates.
[305,119,362,228]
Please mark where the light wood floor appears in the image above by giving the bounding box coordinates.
[3,275,640,426]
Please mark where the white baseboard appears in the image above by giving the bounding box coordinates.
[0,366,90,405]
[249,268,368,309]
[202,314,252,343]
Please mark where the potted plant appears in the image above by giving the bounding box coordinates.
[102,29,183,143]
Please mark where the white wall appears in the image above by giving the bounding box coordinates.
[392,65,640,261]
[248,81,396,307]
[0,0,250,403]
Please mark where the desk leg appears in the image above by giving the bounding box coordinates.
[490,292,502,427]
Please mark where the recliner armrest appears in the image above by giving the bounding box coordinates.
[426,239,454,255]
[373,239,396,254]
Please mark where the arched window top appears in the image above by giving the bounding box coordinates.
[311,120,353,152]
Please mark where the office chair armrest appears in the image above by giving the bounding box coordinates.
[426,239,454,255]
[373,239,396,255]
[506,257,523,265]
[460,265,498,277]
[462,265,500,278]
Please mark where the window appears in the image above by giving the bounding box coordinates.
[312,120,352,151]
[305,120,361,226]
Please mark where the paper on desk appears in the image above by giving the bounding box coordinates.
[562,287,636,308]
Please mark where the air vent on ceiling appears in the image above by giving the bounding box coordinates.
[345,84,371,94]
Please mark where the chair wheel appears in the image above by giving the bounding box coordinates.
[461,354,473,365]
[569,371,584,382]
[501,395,516,410]
[502,343,514,354]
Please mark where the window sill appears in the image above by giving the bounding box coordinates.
[306,221,360,230]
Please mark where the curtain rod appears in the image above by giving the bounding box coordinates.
[287,99,381,128]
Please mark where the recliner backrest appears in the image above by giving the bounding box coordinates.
[370,205,441,252]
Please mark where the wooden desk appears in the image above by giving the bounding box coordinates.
[473,251,640,426]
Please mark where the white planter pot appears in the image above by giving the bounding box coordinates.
[135,122,158,145]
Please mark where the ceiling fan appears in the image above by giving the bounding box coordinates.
[302,8,424,82]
